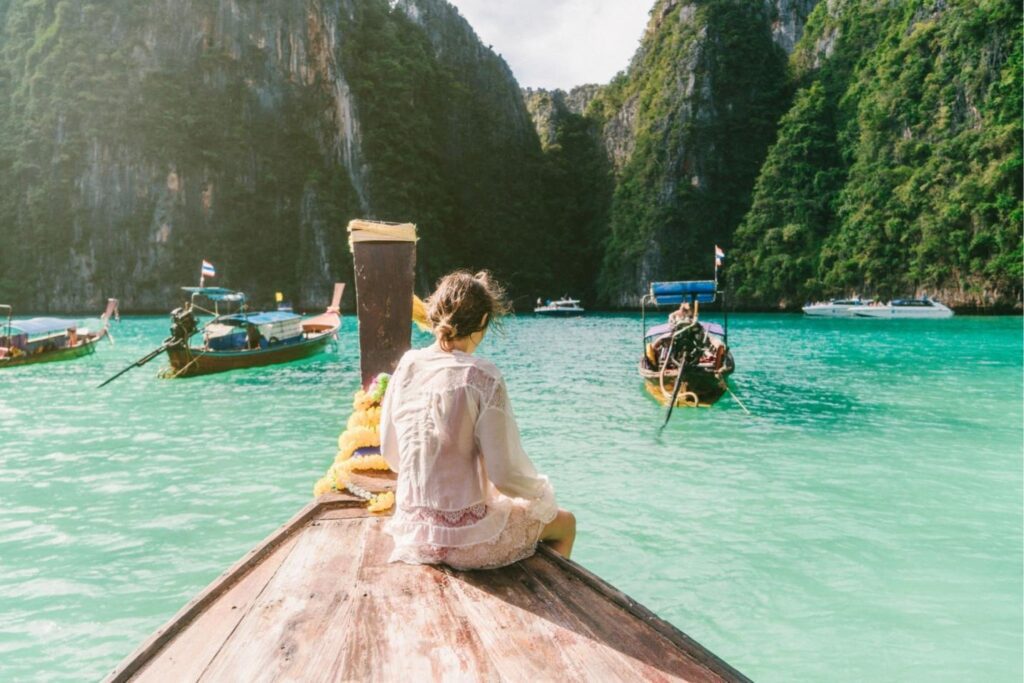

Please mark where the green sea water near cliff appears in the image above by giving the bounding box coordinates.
[0,313,1021,681]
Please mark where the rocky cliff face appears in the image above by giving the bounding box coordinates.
[523,0,820,306]
[0,0,547,312]
[732,0,1022,310]
[590,0,804,306]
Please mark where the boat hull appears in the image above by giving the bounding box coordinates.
[106,489,749,683]
[802,305,855,317]
[534,308,584,317]
[0,336,100,368]
[849,306,953,319]
[164,330,335,378]
[638,357,733,407]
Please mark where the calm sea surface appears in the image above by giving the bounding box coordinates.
[0,313,1021,681]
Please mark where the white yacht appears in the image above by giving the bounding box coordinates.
[534,297,585,317]
[802,298,871,317]
[849,298,954,319]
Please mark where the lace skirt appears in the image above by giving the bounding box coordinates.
[386,492,552,571]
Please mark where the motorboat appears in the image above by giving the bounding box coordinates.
[849,298,954,319]
[534,297,584,316]
[802,298,872,317]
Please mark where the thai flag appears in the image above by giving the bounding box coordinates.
[201,260,216,278]
[715,245,725,266]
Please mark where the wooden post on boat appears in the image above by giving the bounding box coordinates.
[347,220,417,388]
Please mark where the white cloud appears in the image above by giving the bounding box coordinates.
[447,0,651,90]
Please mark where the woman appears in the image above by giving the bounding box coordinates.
[380,270,576,570]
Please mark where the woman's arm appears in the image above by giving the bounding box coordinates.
[475,378,557,520]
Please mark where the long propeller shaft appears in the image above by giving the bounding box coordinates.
[97,338,174,388]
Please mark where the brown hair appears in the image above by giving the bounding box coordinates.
[427,270,510,350]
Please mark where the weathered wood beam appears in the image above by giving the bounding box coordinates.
[348,220,417,388]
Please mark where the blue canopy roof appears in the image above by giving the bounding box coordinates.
[218,311,301,325]
[7,317,77,335]
[181,287,247,303]
[650,280,717,305]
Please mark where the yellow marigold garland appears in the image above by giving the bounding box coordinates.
[313,373,395,513]
[336,426,379,461]
[367,491,395,513]
[346,405,381,432]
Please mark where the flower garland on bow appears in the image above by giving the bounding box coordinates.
[313,373,395,513]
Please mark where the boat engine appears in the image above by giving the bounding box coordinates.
[667,321,705,369]
[169,307,198,346]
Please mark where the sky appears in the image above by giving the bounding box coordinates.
[446,0,652,91]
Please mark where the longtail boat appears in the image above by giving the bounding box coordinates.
[106,221,748,681]
[639,280,735,407]
[160,284,344,379]
[0,299,118,369]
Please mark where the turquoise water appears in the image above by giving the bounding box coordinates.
[0,313,1021,681]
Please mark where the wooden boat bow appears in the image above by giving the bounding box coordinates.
[106,486,749,683]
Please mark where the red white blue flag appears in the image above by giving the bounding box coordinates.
[715,245,725,266]
[201,260,216,278]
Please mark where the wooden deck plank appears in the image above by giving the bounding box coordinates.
[109,502,747,682]
[196,518,370,682]
[518,553,728,682]
[448,559,684,682]
[531,547,749,683]
[105,499,345,683]
[131,534,299,682]
[331,521,501,682]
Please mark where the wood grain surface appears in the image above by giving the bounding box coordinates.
[110,501,749,683]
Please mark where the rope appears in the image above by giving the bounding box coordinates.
[347,219,417,248]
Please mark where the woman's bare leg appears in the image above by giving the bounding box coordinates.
[540,509,576,559]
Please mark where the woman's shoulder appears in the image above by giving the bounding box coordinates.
[463,353,501,379]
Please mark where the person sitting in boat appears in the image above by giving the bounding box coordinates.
[668,301,692,325]
[245,324,262,350]
[380,270,576,570]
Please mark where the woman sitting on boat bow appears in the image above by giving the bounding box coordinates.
[380,270,576,569]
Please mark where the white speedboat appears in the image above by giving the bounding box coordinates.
[534,297,584,317]
[802,298,871,317]
[849,298,954,319]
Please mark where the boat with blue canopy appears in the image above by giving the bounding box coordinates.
[160,284,345,378]
[639,280,734,407]
[0,299,118,369]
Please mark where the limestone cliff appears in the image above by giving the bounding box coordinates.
[0,0,548,312]
[524,0,820,306]
[732,0,1022,310]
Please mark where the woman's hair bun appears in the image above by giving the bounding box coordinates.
[426,270,511,350]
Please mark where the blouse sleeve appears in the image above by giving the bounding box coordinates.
[474,376,558,523]
[379,365,401,472]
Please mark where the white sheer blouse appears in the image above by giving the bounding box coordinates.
[380,346,557,549]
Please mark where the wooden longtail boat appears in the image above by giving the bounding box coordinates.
[161,284,344,379]
[107,488,748,682]
[0,299,118,369]
[107,221,748,681]
[639,281,735,407]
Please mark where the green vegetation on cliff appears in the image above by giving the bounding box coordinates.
[0,0,585,311]
[0,0,361,309]
[591,0,790,304]
[0,0,1019,311]
[733,0,1022,307]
